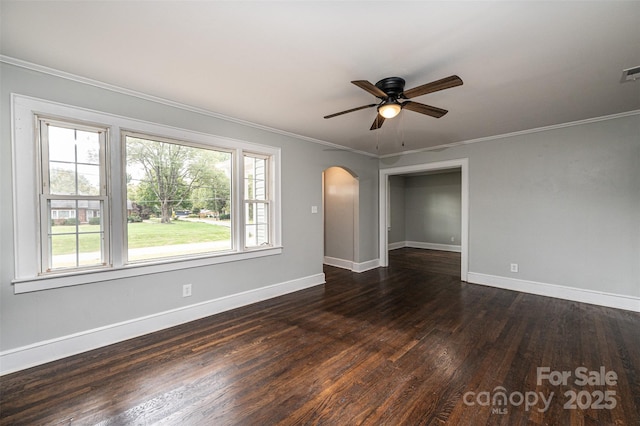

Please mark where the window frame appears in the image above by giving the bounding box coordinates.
[11,94,282,294]
[37,116,111,273]
[243,152,273,249]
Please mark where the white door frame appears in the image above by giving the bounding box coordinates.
[378,158,469,281]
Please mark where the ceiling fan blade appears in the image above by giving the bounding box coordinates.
[402,101,448,118]
[352,80,388,98]
[324,104,377,119]
[370,114,386,130]
[402,75,463,99]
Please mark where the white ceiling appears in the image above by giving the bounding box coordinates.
[1,1,639,156]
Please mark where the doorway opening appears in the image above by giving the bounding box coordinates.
[379,159,469,281]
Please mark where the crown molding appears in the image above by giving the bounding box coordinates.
[0,55,377,158]
[3,55,637,160]
[378,109,640,159]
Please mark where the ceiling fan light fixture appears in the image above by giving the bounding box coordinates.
[378,101,402,119]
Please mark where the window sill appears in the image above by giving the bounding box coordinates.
[12,246,283,294]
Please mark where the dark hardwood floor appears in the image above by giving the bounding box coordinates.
[1,248,639,425]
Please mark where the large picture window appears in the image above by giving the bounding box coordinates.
[12,95,281,293]
[38,117,109,272]
[124,133,233,262]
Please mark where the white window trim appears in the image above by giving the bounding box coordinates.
[11,94,282,294]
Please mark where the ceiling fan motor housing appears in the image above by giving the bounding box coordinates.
[375,77,406,99]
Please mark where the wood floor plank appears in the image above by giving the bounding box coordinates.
[1,248,639,425]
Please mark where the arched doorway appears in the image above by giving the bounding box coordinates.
[323,166,359,270]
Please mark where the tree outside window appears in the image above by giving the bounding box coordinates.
[125,134,233,262]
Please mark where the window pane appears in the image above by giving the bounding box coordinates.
[125,135,232,262]
[47,124,102,196]
[48,199,104,270]
[244,155,267,201]
[49,162,77,195]
[77,164,101,195]
[245,202,269,247]
[78,233,103,267]
[50,233,77,270]
[76,130,100,164]
[49,162,100,195]
[48,126,76,163]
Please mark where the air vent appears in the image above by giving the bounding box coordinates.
[621,66,640,82]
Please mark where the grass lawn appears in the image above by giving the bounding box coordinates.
[51,220,231,255]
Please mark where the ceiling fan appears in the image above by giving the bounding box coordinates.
[324,75,463,130]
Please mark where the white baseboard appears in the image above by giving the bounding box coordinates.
[0,273,325,376]
[467,272,640,312]
[352,259,380,273]
[323,256,379,273]
[388,241,406,250]
[388,241,462,253]
[323,256,354,270]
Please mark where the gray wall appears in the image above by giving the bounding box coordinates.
[404,172,461,245]
[324,167,355,262]
[388,172,462,246]
[0,63,379,351]
[381,114,640,297]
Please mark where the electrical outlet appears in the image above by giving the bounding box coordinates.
[510,263,519,273]
[182,284,192,297]
[451,236,455,242]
